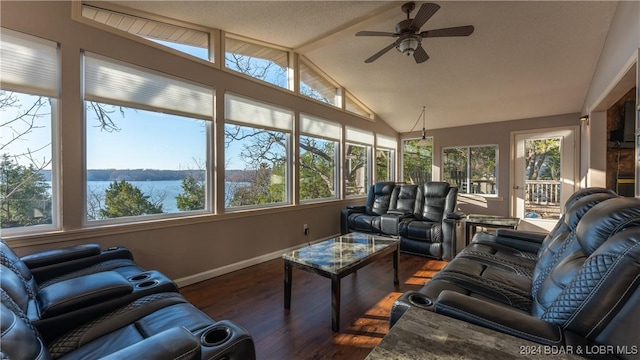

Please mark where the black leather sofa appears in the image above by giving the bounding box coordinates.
[0,240,256,360]
[341,181,463,261]
[390,188,640,358]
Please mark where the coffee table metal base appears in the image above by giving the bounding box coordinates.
[284,243,399,332]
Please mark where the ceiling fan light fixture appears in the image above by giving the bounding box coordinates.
[397,36,420,56]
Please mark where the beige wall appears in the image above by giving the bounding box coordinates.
[402,113,579,217]
[582,1,640,188]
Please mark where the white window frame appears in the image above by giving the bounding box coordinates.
[223,33,291,91]
[224,93,293,210]
[82,52,214,224]
[442,144,499,196]
[0,28,60,235]
[376,134,396,182]
[299,56,342,107]
[344,127,373,198]
[299,114,341,202]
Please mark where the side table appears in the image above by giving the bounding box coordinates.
[465,214,520,246]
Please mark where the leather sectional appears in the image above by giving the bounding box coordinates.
[390,188,640,357]
[0,239,255,360]
[341,181,464,261]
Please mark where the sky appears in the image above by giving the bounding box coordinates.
[1,39,253,171]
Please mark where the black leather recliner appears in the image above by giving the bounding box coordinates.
[1,291,256,360]
[390,194,640,357]
[341,181,463,261]
[0,240,179,341]
[0,240,256,359]
[397,182,462,261]
[340,181,396,235]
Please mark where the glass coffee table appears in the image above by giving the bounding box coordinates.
[283,232,399,332]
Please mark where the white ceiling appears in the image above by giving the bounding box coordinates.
[107,1,618,133]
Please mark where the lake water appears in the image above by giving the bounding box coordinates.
[83,180,245,213]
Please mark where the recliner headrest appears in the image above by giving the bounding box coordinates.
[564,192,620,230]
[563,187,617,212]
[576,197,640,255]
[373,182,396,195]
[421,182,450,197]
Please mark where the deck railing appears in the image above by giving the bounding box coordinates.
[525,180,561,204]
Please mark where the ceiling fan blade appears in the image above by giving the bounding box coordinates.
[421,25,475,38]
[356,30,399,37]
[410,3,440,30]
[364,41,398,63]
[413,45,430,64]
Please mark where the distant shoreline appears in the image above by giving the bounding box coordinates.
[39,169,256,182]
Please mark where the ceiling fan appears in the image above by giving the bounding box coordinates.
[356,2,474,64]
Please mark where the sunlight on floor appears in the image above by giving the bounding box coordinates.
[332,291,404,348]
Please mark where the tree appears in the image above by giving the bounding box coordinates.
[299,138,335,200]
[176,175,205,211]
[525,139,560,180]
[100,180,163,218]
[0,154,51,228]
[345,144,367,194]
[228,163,285,206]
[376,149,391,182]
[403,139,432,185]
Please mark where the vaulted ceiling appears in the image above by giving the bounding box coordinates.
[106,1,618,133]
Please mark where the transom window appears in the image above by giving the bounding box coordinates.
[225,35,289,90]
[299,57,340,107]
[442,145,498,195]
[1,28,58,232]
[345,92,372,119]
[81,4,210,61]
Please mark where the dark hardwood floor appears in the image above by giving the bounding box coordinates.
[180,253,446,360]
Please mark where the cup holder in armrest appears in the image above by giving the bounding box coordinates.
[135,280,159,289]
[408,293,433,309]
[201,325,232,347]
[129,273,151,282]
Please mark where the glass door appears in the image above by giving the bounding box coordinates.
[512,128,577,232]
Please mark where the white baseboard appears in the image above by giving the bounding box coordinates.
[174,233,339,288]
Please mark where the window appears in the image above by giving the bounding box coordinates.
[376,134,396,182]
[402,138,433,184]
[81,5,210,61]
[299,57,339,106]
[1,28,58,231]
[345,92,372,119]
[442,145,498,195]
[299,114,340,202]
[224,94,292,209]
[83,53,212,221]
[345,127,372,196]
[225,35,289,90]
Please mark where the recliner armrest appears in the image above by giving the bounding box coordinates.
[36,271,132,318]
[21,244,102,268]
[387,209,412,216]
[495,229,547,243]
[492,229,548,253]
[434,290,565,346]
[346,205,366,212]
[101,327,200,360]
[446,211,465,220]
